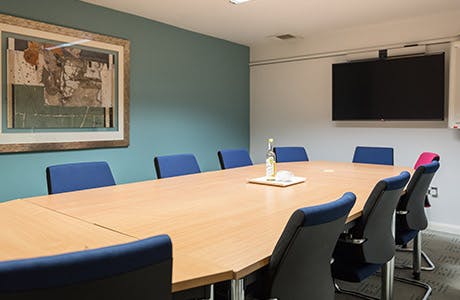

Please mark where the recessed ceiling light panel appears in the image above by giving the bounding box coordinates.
[229,0,253,4]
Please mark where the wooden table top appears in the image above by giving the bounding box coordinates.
[0,200,135,261]
[24,161,410,287]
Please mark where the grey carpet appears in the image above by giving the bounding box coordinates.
[336,230,460,300]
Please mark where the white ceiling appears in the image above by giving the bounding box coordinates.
[82,0,460,46]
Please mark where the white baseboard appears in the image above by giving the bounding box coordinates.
[428,222,460,235]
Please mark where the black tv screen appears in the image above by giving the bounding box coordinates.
[332,53,445,120]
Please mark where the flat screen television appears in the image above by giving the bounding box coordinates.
[332,53,445,121]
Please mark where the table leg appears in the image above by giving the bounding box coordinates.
[209,284,214,300]
[231,279,244,300]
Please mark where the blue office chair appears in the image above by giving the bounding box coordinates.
[0,235,172,300]
[217,149,253,169]
[332,171,410,300]
[46,161,116,194]
[393,161,440,299]
[274,146,309,163]
[352,146,394,165]
[154,154,201,179]
[248,193,356,300]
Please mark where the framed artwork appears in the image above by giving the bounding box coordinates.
[0,14,130,153]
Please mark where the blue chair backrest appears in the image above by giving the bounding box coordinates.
[154,154,201,179]
[46,161,115,194]
[274,146,309,163]
[355,171,410,264]
[218,149,253,169]
[0,235,172,300]
[352,146,394,165]
[398,161,440,231]
[267,193,356,299]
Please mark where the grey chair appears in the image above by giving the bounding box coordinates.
[394,161,440,300]
[332,171,411,300]
[247,192,356,300]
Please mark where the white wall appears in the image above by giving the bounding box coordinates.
[250,11,460,232]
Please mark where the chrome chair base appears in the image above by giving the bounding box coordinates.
[335,275,432,300]
[394,275,432,300]
[396,247,435,271]
[334,282,379,300]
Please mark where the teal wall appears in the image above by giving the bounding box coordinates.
[0,0,249,201]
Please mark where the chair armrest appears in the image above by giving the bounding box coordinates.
[338,233,367,245]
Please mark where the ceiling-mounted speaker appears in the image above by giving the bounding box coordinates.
[344,45,427,62]
[387,45,426,57]
[345,50,379,62]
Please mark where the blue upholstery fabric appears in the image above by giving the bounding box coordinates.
[154,154,201,179]
[218,149,253,169]
[423,161,440,174]
[395,228,418,245]
[274,147,309,163]
[46,162,115,194]
[332,262,381,282]
[300,192,356,226]
[352,146,394,165]
[0,235,171,292]
[383,171,410,190]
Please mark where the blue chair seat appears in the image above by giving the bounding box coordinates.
[395,211,419,245]
[395,228,419,246]
[332,261,382,283]
[332,241,382,282]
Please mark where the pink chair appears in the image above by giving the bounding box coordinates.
[413,152,440,208]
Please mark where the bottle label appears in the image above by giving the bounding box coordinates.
[266,157,275,178]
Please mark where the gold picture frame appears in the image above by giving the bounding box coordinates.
[0,14,130,153]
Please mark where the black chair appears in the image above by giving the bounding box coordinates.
[46,161,115,194]
[332,171,410,300]
[393,161,440,299]
[0,235,172,300]
[248,192,356,300]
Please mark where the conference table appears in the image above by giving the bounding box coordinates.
[0,161,410,300]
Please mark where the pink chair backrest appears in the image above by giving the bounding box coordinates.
[414,152,440,169]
